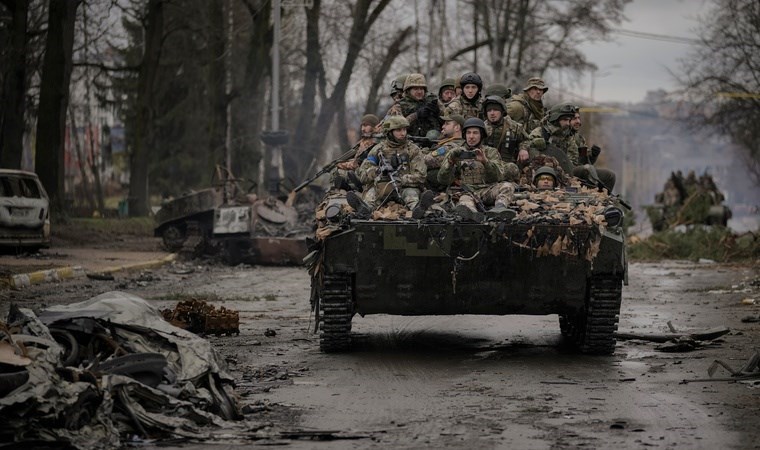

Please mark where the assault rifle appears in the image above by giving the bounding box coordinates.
[408,135,439,149]
[294,141,367,193]
[376,152,402,199]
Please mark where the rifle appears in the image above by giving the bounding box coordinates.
[408,135,439,149]
[460,184,487,213]
[376,152,402,199]
[293,142,362,193]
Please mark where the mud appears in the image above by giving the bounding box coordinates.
[2,258,758,449]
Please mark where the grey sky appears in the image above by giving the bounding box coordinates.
[577,0,712,103]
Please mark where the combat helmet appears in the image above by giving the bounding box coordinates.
[546,102,579,124]
[533,166,558,184]
[425,129,442,141]
[361,114,380,127]
[462,117,487,139]
[482,95,507,116]
[403,73,427,91]
[438,78,456,97]
[459,72,483,90]
[484,83,512,99]
[383,115,410,132]
[391,74,408,97]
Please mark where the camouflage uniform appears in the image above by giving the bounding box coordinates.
[507,92,545,133]
[424,136,464,191]
[444,96,483,120]
[437,143,517,211]
[570,128,616,191]
[482,96,529,162]
[356,138,426,210]
[392,73,442,138]
[526,120,579,165]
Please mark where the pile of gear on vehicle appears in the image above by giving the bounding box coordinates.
[305,72,626,258]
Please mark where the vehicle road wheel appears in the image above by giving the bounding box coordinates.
[575,275,623,355]
[558,313,574,338]
[161,225,187,252]
[319,273,353,353]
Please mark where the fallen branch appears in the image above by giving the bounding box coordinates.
[615,326,729,343]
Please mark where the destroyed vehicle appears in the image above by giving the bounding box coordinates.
[307,186,627,355]
[153,169,309,265]
[646,171,732,232]
[0,169,51,251]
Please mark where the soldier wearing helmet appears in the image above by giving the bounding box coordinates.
[567,109,617,191]
[507,77,548,132]
[351,115,432,219]
[382,74,410,121]
[387,73,442,138]
[330,114,381,191]
[437,118,519,221]
[443,72,484,120]
[525,102,580,172]
[481,95,530,163]
[533,166,558,190]
[423,113,465,191]
[438,78,457,104]
[483,83,512,101]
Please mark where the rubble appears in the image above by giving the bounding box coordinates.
[161,299,240,336]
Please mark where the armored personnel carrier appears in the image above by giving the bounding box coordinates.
[306,185,627,355]
[646,171,731,232]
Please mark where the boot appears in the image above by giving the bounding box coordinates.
[346,191,372,219]
[412,190,436,219]
[486,205,516,221]
[454,203,484,223]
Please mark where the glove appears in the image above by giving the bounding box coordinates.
[590,145,602,164]
[578,146,590,165]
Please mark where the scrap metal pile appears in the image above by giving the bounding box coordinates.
[0,292,244,448]
[646,170,732,231]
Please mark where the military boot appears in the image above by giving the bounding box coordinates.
[412,190,436,220]
[486,205,516,221]
[346,191,372,219]
[454,203,484,223]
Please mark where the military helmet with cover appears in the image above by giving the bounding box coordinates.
[484,83,512,99]
[533,166,558,183]
[462,117,487,138]
[391,74,408,96]
[546,102,579,124]
[383,115,410,131]
[438,78,456,97]
[361,114,380,127]
[482,95,507,115]
[459,72,483,90]
[425,129,442,141]
[403,73,427,91]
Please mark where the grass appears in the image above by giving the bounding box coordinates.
[62,217,156,236]
[628,227,760,262]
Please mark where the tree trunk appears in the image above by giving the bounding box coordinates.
[35,0,81,218]
[0,0,28,169]
[291,0,322,159]
[207,0,227,173]
[128,0,164,217]
[68,105,95,211]
[363,26,413,116]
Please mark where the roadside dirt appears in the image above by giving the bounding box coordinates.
[1,234,758,448]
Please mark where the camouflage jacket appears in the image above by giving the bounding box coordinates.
[437,144,514,189]
[357,139,426,189]
[443,96,483,120]
[397,94,442,137]
[506,93,544,132]
[484,117,529,162]
[526,121,579,166]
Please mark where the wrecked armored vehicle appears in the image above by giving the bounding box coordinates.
[646,171,731,232]
[306,185,627,355]
[153,171,309,265]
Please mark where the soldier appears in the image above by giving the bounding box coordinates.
[569,109,617,191]
[507,77,548,132]
[394,73,442,138]
[382,74,410,124]
[438,78,457,105]
[424,113,465,191]
[481,95,530,163]
[330,114,380,191]
[349,116,434,220]
[533,166,558,190]
[444,72,484,119]
[437,118,519,221]
[525,102,579,168]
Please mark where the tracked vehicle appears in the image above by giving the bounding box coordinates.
[306,187,627,355]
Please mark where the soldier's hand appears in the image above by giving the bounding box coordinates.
[475,148,486,163]
[517,149,529,162]
[590,145,602,164]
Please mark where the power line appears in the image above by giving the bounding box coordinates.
[612,28,701,45]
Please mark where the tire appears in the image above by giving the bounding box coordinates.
[574,276,623,355]
[0,370,29,397]
[318,273,354,353]
[161,224,187,252]
[50,328,80,367]
[98,353,167,387]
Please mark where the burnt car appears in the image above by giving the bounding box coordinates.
[0,169,51,250]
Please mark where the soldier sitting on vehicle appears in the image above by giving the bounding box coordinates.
[392,73,442,138]
[437,78,457,111]
[330,114,380,191]
[423,114,465,192]
[348,116,435,220]
[437,118,519,222]
[507,77,548,132]
[533,166,558,190]
[443,72,484,120]
[482,95,530,164]
[569,108,616,191]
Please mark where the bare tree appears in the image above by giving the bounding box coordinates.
[676,0,760,186]
[0,0,29,168]
[35,0,82,215]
